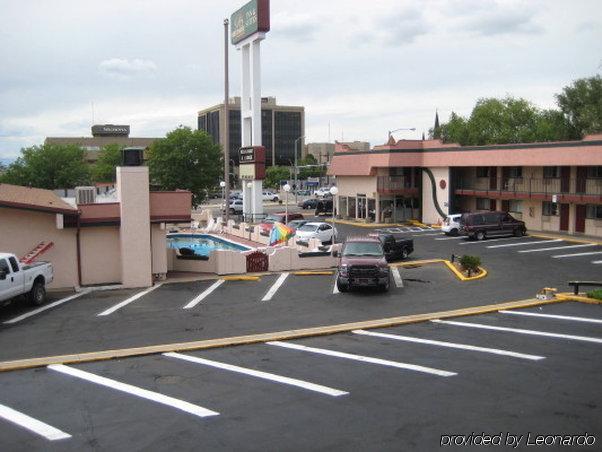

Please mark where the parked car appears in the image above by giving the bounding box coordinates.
[314,187,333,197]
[262,191,280,202]
[369,233,414,261]
[295,222,337,244]
[334,236,390,292]
[259,212,304,235]
[0,252,54,306]
[442,214,463,236]
[459,211,527,241]
[224,199,243,214]
[298,198,319,210]
[295,189,311,196]
[287,219,310,232]
[315,199,333,215]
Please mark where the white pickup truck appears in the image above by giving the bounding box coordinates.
[0,253,54,306]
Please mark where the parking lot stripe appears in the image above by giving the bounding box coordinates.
[458,237,523,246]
[413,232,443,237]
[435,236,464,241]
[391,267,403,288]
[261,273,289,301]
[593,260,602,264]
[551,251,602,258]
[518,244,595,254]
[267,341,457,377]
[487,239,562,249]
[183,280,225,309]
[4,289,92,325]
[431,319,602,344]
[163,352,348,397]
[47,364,219,418]
[332,277,340,294]
[0,402,71,441]
[352,329,544,360]
[499,310,602,324]
[97,284,163,316]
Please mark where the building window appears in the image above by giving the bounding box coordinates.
[586,204,602,219]
[543,167,559,178]
[476,167,490,178]
[476,198,490,210]
[508,200,522,213]
[508,167,522,178]
[586,166,602,178]
[542,201,558,216]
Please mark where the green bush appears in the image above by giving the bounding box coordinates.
[587,289,602,300]
[459,255,481,275]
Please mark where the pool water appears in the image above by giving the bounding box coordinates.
[167,234,250,257]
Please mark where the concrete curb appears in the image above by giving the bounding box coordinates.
[392,259,488,282]
[556,292,602,304]
[0,297,563,373]
[324,218,410,228]
[529,233,602,246]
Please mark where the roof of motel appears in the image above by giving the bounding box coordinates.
[328,134,602,176]
[0,183,78,214]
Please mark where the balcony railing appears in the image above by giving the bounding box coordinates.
[377,176,419,194]
[455,177,602,202]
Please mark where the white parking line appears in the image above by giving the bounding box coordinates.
[163,352,348,397]
[97,284,163,316]
[0,402,71,441]
[413,232,443,237]
[552,251,602,259]
[518,244,595,254]
[48,364,219,418]
[183,280,225,309]
[499,310,602,324]
[261,273,289,301]
[267,341,456,377]
[593,260,602,264]
[458,237,523,246]
[352,329,544,360]
[431,319,602,344]
[332,276,340,294]
[487,239,562,249]
[4,289,92,324]
[435,236,465,241]
[391,267,404,288]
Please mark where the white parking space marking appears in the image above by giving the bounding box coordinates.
[487,239,562,249]
[413,232,443,237]
[261,273,289,301]
[435,236,465,241]
[97,284,163,316]
[332,277,340,294]
[267,341,456,377]
[458,237,523,246]
[518,244,595,254]
[0,402,71,441]
[164,352,348,397]
[4,289,92,324]
[391,267,404,288]
[593,260,602,264]
[183,280,225,309]
[48,364,219,418]
[499,310,602,325]
[431,320,602,344]
[352,330,544,360]
[552,251,602,259]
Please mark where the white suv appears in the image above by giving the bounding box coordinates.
[314,187,333,197]
[442,214,463,236]
[262,191,280,202]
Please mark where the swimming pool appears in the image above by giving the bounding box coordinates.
[167,234,251,257]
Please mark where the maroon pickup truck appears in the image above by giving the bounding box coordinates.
[335,236,391,292]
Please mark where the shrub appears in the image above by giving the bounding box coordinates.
[459,255,481,275]
[587,289,602,300]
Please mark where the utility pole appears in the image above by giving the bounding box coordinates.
[223,18,230,224]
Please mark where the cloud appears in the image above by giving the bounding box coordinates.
[353,9,429,47]
[462,6,543,36]
[272,12,322,42]
[98,58,157,80]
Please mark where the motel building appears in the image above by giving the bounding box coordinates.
[328,134,602,237]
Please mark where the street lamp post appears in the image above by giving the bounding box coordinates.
[220,181,226,224]
[329,186,339,244]
[294,135,305,204]
[387,127,416,140]
[283,183,291,224]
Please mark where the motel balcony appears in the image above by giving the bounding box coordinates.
[455,177,602,204]
[377,176,420,195]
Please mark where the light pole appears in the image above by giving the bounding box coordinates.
[294,135,305,204]
[387,127,416,140]
[220,181,226,223]
[223,18,230,224]
[329,186,339,244]
[283,183,291,224]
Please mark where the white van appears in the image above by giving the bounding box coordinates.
[442,214,463,236]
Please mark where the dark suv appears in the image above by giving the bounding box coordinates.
[459,211,527,241]
[335,236,390,292]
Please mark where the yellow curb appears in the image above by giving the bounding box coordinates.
[222,276,260,281]
[556,292,602,304]
[293,271,335,276]
[392,259,487,282]
[392,259,446,267]
[0,297,563,373]
[529,233,602,246]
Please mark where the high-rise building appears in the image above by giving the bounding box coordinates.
[197,97,304,166]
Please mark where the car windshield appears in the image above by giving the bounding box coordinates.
[298,224,318,232]
[342,242,383,256]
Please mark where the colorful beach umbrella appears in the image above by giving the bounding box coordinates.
[269,222,294,246]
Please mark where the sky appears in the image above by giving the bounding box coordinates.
[1,0,601,162]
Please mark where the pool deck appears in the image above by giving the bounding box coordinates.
[177,229,264,249]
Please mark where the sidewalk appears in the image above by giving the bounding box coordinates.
[528,230,602,245]
[324,218,440,229]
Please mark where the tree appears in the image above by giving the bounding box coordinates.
[0,144,90,189]
[264,166,290,189]
[147,127,222,207]
[92,143,122,182]
[556,75,602,137]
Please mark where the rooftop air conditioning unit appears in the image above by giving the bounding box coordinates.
[75,186,96,205]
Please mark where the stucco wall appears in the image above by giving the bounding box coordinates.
[80,226,121,285]
[422,167,450,224]
[151,224,167,275]
[336,176,377,198]
[0,208,78,289]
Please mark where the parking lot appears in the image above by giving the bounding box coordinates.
[1,222,601,450]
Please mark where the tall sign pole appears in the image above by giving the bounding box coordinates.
[231,0,270,222]
[223,18,230,224]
